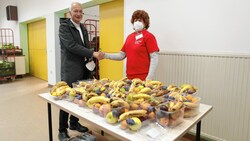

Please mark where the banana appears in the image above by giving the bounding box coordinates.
[109,80,115,88]
[117,81,126,88]
[79,81,89,87]
[86,96,110,108]
[56,86,69,96]
[111,99,129,109]
[84,84,95,91]
[82,92,98,101]
[133,98,145,103]
[167,84,180,92]
[100,86,106,92]
[174,94,184,102]
[50,86,58,94]
[167,84,177,91]
[182,96,187,101]
[113,92,126,99]
[147,98,160,106]
[151,90,166,97]
[184,102,199,108]
[113,81,119,88]
[180,84,198,94]
[169,87,180,92]
[171,102,183,111]
[119,110,147,121]
[132,78,143,85]
[93,79,99,84]
[120,77,128,81]
[55,81,68,87]
[110,97,123,101]
[132,94,151,100]
[103,83,110,88]
[168,101,175,111]
[65,87,76,97]
[145,80,153,87]
[169,92,180,97]
[128,84,135,93]
[149,80,162,85]
[139,87,151,94]
[74,87,86,95]
[51,92,57,96]
[180,84,191,93]
[87,92,99,97]
[100,78,109,83]
[50,81,68,95]
[113,87,120,93]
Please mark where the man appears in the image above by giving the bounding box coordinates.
[58,2,101,141]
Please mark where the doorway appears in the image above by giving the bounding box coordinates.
[27,19,48,81]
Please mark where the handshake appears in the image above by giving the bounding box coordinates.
[93,51,105,60]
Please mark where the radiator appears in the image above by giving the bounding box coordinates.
[155,52,250,141]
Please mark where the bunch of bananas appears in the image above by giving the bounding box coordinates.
[168,92,185,102]
[167,84,180,92]
[82,92,98,102]
[86,96,110,108]
[119,109,147,121]
[50,81,76,99]
[145,80,164,89]
[183,95,200,108]
[180,84,198,94]
[74,87,86,95]
[168,101,183,112]
[110,99,129,109]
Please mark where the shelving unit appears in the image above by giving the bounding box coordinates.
[0,28,16,80]
[83,19,100,79]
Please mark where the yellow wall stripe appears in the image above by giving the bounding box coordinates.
[99,0,124,80]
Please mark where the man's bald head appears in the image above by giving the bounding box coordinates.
[69,2,82,12]
[69,2,83,24]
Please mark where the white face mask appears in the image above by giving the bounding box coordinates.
[133,21,144,32]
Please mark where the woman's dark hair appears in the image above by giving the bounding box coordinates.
[131,10,150,29]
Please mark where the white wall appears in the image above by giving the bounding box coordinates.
[0,0,95,47]
[3,0,250,83]
[0,0,98,47]
[0,0,105,85]
[125,0,250,54]
[0,0,20,46]
[17,0,92,22]
[45,13,62,85]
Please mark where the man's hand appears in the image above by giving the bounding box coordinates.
[93,51,105,60]
[98,51,105,60]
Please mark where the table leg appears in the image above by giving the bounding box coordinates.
[48,103,53,141]
[196,120,201,141]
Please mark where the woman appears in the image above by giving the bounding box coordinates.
[104,10,159,80]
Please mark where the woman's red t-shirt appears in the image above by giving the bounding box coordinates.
[121,30,159,80]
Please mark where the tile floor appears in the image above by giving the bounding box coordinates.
[0,76,200,141]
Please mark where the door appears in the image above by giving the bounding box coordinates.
[99,0,124,80]
[27,19,48,80]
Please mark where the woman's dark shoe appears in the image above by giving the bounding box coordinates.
[69,123,89,133]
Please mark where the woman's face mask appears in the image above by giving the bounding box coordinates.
[133,21,144,32]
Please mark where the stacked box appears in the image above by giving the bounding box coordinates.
[0,62,15,77]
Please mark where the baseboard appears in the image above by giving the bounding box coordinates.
[48,84,53,88]
[188,129,226,141]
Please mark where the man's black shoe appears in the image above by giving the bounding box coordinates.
[69,123,89,133]
[58,131,70,141]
